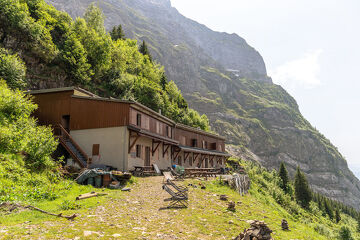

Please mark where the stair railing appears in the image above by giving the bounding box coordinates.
[54,124,89,168]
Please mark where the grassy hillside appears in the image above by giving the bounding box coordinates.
[1,159,358,239]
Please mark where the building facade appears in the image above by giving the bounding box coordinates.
[30,87,230,171]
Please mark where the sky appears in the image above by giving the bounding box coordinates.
[171,0,360,177]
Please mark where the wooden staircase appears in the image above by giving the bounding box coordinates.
[54,124,89,168]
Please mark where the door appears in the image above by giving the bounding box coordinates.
[205,158,209,168]
[145,146,151,166]
[61,115,70,132]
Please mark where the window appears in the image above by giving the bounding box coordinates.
[191,139,198,147]
[92,144,100,156]
[136,114,141,126]
[136,145,141,158]
[210,142,217,150]
[166,126,171,138]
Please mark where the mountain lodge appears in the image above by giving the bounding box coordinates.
[29,87,230,171]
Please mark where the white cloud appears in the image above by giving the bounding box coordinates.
[270,49,323,89]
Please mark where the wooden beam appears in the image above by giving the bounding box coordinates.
[209,155,215,162]
[193,153,199,161]
[173,150,181,162]
[184,152,190,163]
[128,135,140,153]
[152,140,161,156]
[163,143,170,157]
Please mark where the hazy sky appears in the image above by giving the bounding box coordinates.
[171,0,360,176]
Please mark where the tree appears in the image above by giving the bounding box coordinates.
[357,216,360,233]
[278,162,289,193]
[110,24,125,40]
[335,208,341,223]
[323,198,334,220]
[160,72,167,90]
[84,3,105,34]
[294,167,312,209]
[139,40,152,61]
[0,48,27,89]
[338,226,354,240]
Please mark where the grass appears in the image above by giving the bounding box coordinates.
[0,167,358,239]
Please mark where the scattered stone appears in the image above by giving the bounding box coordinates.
[121,187,131,191]
[234,220,273,240]
[228,201,236,211]
[83,231,102,237]
[220,195,228,201]
[228,220,234,224]
[281,219,289,230]
[112,233,121,238]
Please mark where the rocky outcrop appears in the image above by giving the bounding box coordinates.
[46,0,360,209]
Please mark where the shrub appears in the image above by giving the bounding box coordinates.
[338,226,354,240]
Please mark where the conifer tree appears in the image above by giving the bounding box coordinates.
[160,72,167,90]
[324,198,334,220]
[335,208,341,223]
[294,166,312,209]
[110,25,125,40]
[357,216,360,233]
[139,40,152,62]
[278,162,289,193]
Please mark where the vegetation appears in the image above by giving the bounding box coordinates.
[110,24,125,41]
[278,162,289,193]
[294,167,312,209]
[0,0,210,130]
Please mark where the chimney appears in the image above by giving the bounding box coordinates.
[158,109,162,115]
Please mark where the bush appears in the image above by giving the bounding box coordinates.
[338,226,354,240]
[59,200,81,210]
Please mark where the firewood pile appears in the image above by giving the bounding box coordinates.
[234,220,273,240]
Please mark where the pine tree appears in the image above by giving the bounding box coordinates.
[294,166,312,209]
[139,40,152,61]
[278,162,289,193]
[339,226,354,240]
[110,25,125,40]
[357,216,360,233]
[323,198,334,220]
[160,72,167,90]
[335,208,341,223]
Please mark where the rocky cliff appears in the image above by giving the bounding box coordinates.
[46,0,360,208]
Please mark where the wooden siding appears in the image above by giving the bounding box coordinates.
[70,97,129,130]
[174,128,225,152]
[129,107,173,138]
[32,90,73,126]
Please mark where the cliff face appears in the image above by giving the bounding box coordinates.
[46,0,360,208]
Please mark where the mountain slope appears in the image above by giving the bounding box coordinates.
[45,0,360,209]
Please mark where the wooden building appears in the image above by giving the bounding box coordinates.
[29,87,229,171]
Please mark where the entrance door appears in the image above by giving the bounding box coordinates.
[61,115,70,132]
[205,158,209,168]
[145,146,151,166]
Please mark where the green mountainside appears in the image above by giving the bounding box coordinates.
[44,0,360,209]
[0,0,209,130]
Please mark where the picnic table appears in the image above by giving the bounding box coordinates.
[133,166,155,176]
[184,168,220,178]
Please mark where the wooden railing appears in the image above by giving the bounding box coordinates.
[54,124,89,168]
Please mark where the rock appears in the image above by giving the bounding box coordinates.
[112,233,121,237]
[228,220,234,224]
[227,201,236,211]
[234,220,273,240]
[121,187,131,191]
[281,219,289,230]
[220,195,228,201]
[83,231,101,237]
